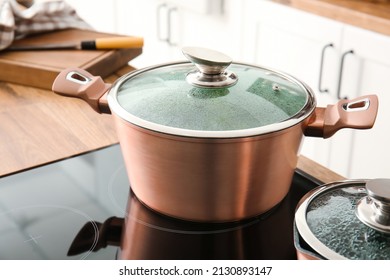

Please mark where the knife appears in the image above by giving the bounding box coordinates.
[7,36,144,51]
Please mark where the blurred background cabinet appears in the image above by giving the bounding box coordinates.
[64,0,119,33]
[339,25,390,178]
[99,0,243,68]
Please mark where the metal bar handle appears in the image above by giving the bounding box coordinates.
[167,6,177,46]
[318,43,334,93]
[336,49,354,99]
[156,3,168,42]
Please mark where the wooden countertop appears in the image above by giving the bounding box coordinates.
[272,0,390,36]
[0,64,344,183]
[0,66,131,178]
[297,155,344,183]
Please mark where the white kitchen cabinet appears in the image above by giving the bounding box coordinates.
[65,0,175,67]
[174,0,243,61]
[64,0,119,33]
[337,26,390,178]
[115,0,179,67]
[241,0,342,102]
[115,0,243,68]
[242,0,390,178]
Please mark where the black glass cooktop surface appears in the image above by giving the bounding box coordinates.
[0,144,320,260]
[0,145,129,260]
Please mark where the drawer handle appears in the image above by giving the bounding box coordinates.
[156,3,168,42]
[318,43,334,93]
[167,7,178,46]
[337,49,354,99]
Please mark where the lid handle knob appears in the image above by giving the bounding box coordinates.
[356,178,390,233]
[182,47,238,88]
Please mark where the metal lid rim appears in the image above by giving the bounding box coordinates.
[295,180,369,260]
[107,61,317,138]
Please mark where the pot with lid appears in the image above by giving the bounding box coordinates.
[295,179,390,260]
[52,47,378,222]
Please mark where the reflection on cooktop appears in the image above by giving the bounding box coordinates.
[0,145,129,260]
[0,144,319,260]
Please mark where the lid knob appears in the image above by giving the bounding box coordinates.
[182,47,238,88]
[356,178,390,233]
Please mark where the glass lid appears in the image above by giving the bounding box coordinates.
[295,179,390,260]
[108,47,315,138]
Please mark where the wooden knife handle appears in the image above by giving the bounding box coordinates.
[83,37,144,49]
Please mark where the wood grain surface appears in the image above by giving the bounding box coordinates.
[0,29,142,90]
[272,0,390,36]
[0,66,134,177]
[297,155,345,183]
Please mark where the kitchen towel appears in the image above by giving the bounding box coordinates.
[0,0,91,50]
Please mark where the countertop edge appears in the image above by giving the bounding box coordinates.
[271,0,390,37]
[297,155,345,183]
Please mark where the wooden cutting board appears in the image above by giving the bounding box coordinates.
[0,29,142,90]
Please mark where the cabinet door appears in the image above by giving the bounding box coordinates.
[116,0,179,68]
[338,26,390,178]
[64,0,118,33]
[116,0,242,67]
[242,0,343,169]
[176,0,243,61]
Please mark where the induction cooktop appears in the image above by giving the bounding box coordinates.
[0,144,320,260]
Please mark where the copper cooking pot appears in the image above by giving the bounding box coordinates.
[52,47,378,222]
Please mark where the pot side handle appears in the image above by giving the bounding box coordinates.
[304,95,378,138]
[52,68,112,114]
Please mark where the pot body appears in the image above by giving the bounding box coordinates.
[113,114,305,222]
[296,250,322,260]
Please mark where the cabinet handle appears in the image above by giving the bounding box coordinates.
[157,3,168,42]
[318,43,334,93]
[167,6,177,46]
[336,49,354,100]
